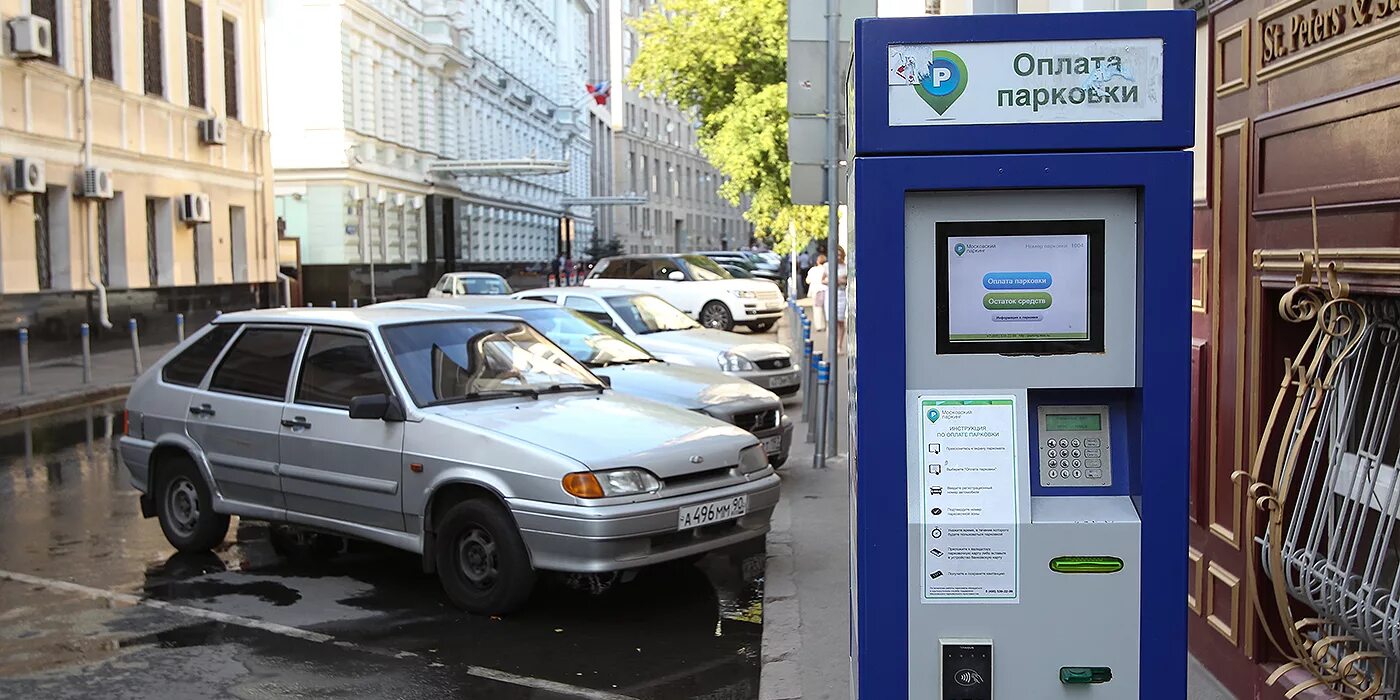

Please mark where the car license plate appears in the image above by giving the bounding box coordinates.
[762,435,782,454]
[769,373,799,388]
[677,495,749,530]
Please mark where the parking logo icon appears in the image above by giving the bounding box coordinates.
[915,50,968,115]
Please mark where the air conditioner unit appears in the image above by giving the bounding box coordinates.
[198,117,227,145]
[179,193,212,224]
[376,189,388,204]
[79,167,115,199]
[350,186,365,202]
[393,193,406,207]
[7,158,46,194]
[7,16,54,60]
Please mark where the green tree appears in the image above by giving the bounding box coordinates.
[583,236,624,261]
[628,0,826,253]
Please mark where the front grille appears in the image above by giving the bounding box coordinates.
[756,289,783,303]
[663,466,734,490]
[732,409,779,433]
[755,357,790,371]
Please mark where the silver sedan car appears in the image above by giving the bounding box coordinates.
[118,307,779,614]
[379,297,795,466]
[514,287,802,397]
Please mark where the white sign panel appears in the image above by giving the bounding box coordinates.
[917,396,1019,603]
[888,39,1164,126]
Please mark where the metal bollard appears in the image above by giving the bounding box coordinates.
[128,318,143,375]
[352,299,359,308]
[80,323,92,384]
[812,360,830,469]
[330,300,338,308]
[176,313,185,342]
[307,301,314,307]
[18,328,31,395]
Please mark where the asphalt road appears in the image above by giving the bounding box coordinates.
[0,397,769,700]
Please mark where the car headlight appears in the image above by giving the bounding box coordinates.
[739,444,769,474]
[728,289,757,299]
[718,351,757,372]
[562,468,662,498]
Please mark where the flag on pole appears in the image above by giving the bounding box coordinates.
[586,80,611,105]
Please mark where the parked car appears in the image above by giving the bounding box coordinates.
[380,297,794,466]
[720,263,756,279]
[118,307,780,614]
[695,250,785,287]
[427,271,513,297]
[584,254,783,332]
[513,287,802,397]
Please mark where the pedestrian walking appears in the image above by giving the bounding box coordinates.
[806,253,828,330]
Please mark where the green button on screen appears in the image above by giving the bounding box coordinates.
[1049,556,1124,574]
[981,292,1053,310]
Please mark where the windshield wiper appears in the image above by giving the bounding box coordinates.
[544,382,606,395]
[455,387,539,403]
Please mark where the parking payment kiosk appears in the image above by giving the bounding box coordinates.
[849,11,1194,699]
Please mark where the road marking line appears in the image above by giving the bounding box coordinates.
[0,569,639,700]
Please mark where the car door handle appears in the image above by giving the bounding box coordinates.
[189,404,215,417]
[281,417,312,430]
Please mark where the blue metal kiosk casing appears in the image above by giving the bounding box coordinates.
[850,11,1193,700]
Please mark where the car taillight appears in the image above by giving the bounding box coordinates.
[122,410,131,437]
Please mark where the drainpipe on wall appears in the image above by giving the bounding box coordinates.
[81,0,112,329]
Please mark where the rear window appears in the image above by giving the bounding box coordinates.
[209,328,304,401]
[162,324,238,387]
[465,277,511,294]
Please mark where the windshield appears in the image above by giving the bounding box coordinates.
[607,294,701,334]
[509,308,655,367]
[381,320,601,406]
[463,276,512,294]
[681,255,731,281]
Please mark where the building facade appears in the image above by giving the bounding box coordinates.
[1184,0,1400,697]
[268,0,596,305]
[607,0,749,254]
[0,0,276,359]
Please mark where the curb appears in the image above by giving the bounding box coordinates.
[760,491,803,700]
[0,384,132,422]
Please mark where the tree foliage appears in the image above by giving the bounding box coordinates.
[627,0,826,252]
[583,236,624,262]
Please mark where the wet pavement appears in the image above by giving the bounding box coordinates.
[0,401,766,699]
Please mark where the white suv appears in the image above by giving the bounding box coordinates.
[584,254,784,331]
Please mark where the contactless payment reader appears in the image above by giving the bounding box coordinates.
[849,11,1193,700]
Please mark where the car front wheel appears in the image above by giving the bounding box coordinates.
[700,301,735,331]
[435,500,536,615]
[155,456,230,553]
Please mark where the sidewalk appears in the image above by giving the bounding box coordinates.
[761,309,1236,699]
[0,341,179,420]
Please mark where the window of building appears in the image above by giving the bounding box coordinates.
[143,0,164,96]
[145,198,160,286]
[229,205,247,282]
[209,327,304,401]
[652,158,660,194]
[163,324,238,387]
[97,199,111,287]
[31,0,60,66]
[222,16,239,120]
[92,0,115,81]
[185,1,205,108]
[33,191,53,290]
[295,332,389,409]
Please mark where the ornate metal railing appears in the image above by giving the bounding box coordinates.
[1235,218,1400,697]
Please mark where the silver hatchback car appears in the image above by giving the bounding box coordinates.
[118,307,780,614]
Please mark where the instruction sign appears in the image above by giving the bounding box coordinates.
[917,396,1019,603]
[887,38,1164,126]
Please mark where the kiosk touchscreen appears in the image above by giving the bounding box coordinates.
[850,11,1194,700]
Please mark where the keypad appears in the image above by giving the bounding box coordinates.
[1039,406,1112,488]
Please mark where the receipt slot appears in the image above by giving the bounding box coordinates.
[849,11,1194,700]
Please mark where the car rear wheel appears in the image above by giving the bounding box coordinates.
[155,456,230,553]
[747,320,776,333]
[435,500,536,614]
[700,301,735,331]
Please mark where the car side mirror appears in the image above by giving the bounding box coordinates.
[667,270,685,281]
[348,393,406,422]
[598,375,612,388]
